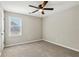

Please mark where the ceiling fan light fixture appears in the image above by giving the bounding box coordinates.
[29,1,53,15]
[39,9,43,12]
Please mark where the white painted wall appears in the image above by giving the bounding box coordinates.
[43,5,79,52]
[4,11,42,47]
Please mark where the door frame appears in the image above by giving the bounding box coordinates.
[0,8,4,56]
[1,9,4,50]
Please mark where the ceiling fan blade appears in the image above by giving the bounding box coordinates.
[31,10,39,13]
[42,1,48,7]
[29,5,39,9]
[41,10,44,14]
[44,8,54,10]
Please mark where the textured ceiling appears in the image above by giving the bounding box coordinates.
[0,1,79,17]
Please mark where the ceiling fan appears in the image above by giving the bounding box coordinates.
[29,1,54,15]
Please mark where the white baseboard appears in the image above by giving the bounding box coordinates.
[5,38,79,52]
[5,39,42,47]
[43,39,79,52]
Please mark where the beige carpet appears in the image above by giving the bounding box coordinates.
[1,40,79,57]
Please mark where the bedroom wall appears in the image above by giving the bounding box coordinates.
[4,11,42,47]
[43,5,79,52]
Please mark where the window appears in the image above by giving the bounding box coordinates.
[9,16,22,36]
